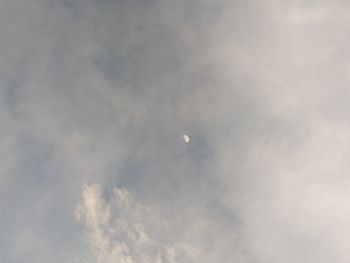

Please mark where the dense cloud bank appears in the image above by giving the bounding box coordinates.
[1,0,350,262]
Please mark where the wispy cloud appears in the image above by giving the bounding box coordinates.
[75,184,198,263]
[2,0,350,262]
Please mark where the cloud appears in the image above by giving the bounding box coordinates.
[2,0,350,262]
[74,184,198,263]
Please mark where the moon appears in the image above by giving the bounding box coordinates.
[183,134,190,143]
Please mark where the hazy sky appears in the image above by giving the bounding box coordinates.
[2,0,350,262]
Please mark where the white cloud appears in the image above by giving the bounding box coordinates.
[74,184,198,263]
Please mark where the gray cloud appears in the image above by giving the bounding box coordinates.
[1,0,350,262]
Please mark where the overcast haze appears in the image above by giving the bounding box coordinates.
[1,0,350,262]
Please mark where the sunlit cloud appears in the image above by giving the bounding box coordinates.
[75,184,198,263]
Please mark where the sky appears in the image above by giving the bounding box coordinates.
[1,0,350,262]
